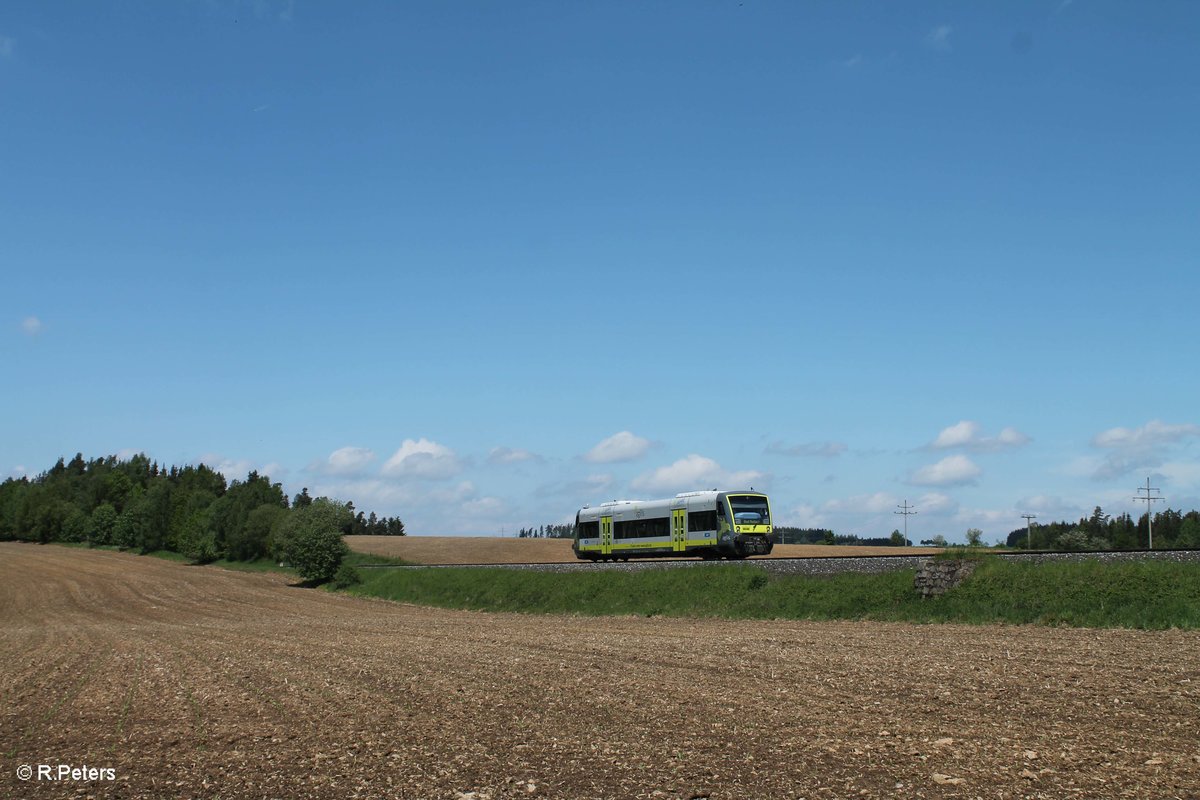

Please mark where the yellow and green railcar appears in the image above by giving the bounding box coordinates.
[573,490,773,561]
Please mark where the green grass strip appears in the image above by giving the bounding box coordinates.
[345,558,1200,630]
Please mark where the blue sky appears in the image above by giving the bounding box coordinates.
[3,1,1198,542]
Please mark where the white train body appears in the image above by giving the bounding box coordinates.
[573,490,773,560]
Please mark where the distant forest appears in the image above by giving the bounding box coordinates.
[0,453,405,563]
[1002,506,1200,551]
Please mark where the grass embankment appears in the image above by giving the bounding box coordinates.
[346,557,1200,629]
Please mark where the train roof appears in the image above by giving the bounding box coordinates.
[578,489,766,511]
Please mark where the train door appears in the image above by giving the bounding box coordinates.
[671,508,687,552]
[600,515,613,556]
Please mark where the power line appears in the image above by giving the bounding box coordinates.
[1134,477,1165,550]
[1021,514,1037,551]
[894,500,917,546]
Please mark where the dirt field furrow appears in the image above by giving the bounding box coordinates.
[2,542,1199,799]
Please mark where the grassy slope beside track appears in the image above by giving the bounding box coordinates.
[344,534,935,564]
[346,557,1200,630]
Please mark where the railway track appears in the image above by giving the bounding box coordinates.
[355,547,1200,575]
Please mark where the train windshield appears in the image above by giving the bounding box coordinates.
[729,495,770,525]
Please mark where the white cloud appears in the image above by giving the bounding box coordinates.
[381,438,463,480]
[1093,420,1200,450]
[930,421,1030,452]
[197,454,279,482]
[0,36,14,59]
[630,455,765,495]
[781,503,828,529]
[1017,494,1071,515]
[916,492,957,515]
[315,478,477,512]
[8,465,30,479]
[1159,461,1200,488]
[322,446,376,475]
[909,454,981,486]
[487,446,541,465]
[1089,420,1200,481]
[583,431,650,464]
[260,462,287,480]
[931,421,977,449]
[20,316,43,336]
[765,440,847,458]
[461,496,508,517]
[823,492,898,515]
[925,24,953,51]
[535,473,614,499]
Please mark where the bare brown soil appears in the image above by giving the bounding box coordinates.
[2,543,1198,800]
[346,535,936,564]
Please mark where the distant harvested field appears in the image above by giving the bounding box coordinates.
[345,535,936,564]
[4,543,1199,799]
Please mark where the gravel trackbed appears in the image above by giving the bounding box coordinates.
[2,543,1198,799]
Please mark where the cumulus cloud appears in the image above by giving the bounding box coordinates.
[316,446,376,476]
[1089,420,1200,481]
[1159,462,1200,488]
[534,473,614,499]
[583,431,650,464]
[381,438,463,480]
[487,446,541,465]
[765,440,847,458]
[20,316,44,336]
[630,455,765,495]
[312,478,478,515]
[461,496,508,517]
[197,454,282,482]
[781,503,827,528]
[925,24,953,51]
[1016,494,1070,515]
[929,421,1030,452]
[909,454,981,486]
[916,492,957,515]
[1093,420,1200,450]
[822,492,898,515]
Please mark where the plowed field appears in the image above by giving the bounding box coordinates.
[3,543,1198,799]
[345,535,931,564]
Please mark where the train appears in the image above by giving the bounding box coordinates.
[573,489,773,561]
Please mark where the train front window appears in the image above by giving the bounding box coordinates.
[729,495,770,525]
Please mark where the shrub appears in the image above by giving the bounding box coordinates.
[178,509,220,564]
[88,503,117,546]
[277,498,352,583]
[331,563,361,589]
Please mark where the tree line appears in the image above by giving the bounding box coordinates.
[517,524,574,538]
[0,453,405,580]
[1004,506,1200,551]
[772,526,907,547]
